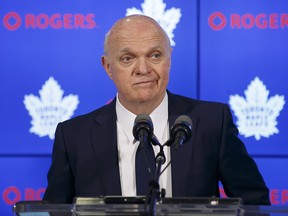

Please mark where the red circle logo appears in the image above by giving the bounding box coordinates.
[3,12,22,30]
[2,186,21,205]
[208,12,227,31]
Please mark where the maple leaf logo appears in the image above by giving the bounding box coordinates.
[24,77,79,140]
[229,77,285,140]
[126,0,181,46]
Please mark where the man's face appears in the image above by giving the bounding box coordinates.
[102,18,172,110]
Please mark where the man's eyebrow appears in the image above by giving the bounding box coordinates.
[120,45,163,53]
[150,45,163,50]
[120,47,131,53]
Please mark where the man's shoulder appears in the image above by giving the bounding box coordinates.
[168,91,227,111]
[60,99,116,127]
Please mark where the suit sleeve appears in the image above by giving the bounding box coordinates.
[218,104,270,205]
[43,123,75,204]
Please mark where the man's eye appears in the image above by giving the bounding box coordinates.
[121,56,133,62]
[151,53,161,59]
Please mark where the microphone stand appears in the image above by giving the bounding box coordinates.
[147,137,166,216]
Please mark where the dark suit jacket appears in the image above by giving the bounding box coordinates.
[43,91,270,205]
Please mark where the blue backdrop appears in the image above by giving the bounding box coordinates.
[0,0,287,214]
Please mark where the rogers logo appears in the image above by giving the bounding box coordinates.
[208,11,288,30]
[2,186,45,205]
[3,12,97,30]
[3,12,22,30]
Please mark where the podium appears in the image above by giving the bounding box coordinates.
[13,197,288,215]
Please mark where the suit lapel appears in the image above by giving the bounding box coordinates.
[168,92,195,196]
[91,99,122,195]
[88,93,195,197]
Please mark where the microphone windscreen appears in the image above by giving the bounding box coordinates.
[133,114,153,141]
[134,114,152,125]
[171,115,193,144]
[174,115,192,127]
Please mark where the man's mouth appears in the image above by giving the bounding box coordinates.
[134,80,155,86]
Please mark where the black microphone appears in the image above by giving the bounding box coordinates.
[133,114,154,147]
[170,115,192,150]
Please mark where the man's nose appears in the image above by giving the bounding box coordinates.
[135,57,150,75]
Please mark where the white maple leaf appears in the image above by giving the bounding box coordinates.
[126,0,181,46]
[24,77,79,140]
[229,77,285,140]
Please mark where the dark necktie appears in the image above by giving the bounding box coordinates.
[135,141,156,195]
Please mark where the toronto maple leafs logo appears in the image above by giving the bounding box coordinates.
[24,77,79,140]
[126,0,181,46]
[229,77,285,140]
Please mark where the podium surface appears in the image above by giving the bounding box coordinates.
[13,197,288,216]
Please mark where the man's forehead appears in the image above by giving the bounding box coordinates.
[113,25,163,40]
[119,44,164,53]
[118,30,168,45]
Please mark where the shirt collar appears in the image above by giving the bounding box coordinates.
[116,92,168,144]
[150,93,168,143]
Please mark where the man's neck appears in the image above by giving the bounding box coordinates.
[127,103,159,115]
[117,93,166,115]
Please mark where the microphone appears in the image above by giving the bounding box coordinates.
[170,115,192,150]
[133,114,154,147]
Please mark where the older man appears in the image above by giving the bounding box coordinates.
[43,15,270,205]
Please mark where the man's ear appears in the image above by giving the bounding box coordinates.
[101,55,113,80]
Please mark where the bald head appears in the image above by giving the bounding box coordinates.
[104,15,171,56]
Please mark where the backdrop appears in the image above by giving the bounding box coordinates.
[0,0,287,214]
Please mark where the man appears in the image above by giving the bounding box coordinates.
[43,15,270,205]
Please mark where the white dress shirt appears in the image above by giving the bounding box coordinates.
[116,93,172,197]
